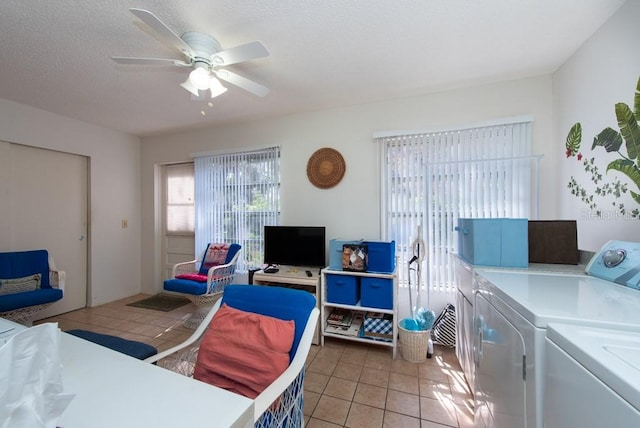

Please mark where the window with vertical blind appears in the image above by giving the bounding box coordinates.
[377,117,538,293]
[194,147,280,273]
[165,163,195,234]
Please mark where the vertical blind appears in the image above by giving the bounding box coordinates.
[378,118,535,293]
[194,147,280,272]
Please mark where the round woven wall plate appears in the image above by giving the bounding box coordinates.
[306,147,346,189]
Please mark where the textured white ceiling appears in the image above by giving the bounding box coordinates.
[0,0,626,137]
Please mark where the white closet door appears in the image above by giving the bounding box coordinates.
[7,142,88,318]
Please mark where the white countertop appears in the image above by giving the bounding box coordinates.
[474,261,587,275]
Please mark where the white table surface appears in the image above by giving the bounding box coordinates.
[55,331,254,428]
[0,318,22,344]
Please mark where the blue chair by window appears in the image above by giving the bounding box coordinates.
[163,243,241,328]
[146,285,319,428]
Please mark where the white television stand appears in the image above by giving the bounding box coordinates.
[252,266,322,345]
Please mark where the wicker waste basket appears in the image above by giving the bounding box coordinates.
[398,322,430,363]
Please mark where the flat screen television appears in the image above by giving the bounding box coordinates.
[264,226,326,267]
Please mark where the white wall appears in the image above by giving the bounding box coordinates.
[554,0,640,251]
[0,1,632,308]
[141,75,555,294]
[0,99,141,307]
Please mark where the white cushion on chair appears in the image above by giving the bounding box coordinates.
[0,274,41,295]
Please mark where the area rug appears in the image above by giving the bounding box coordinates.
[127,294,190,312]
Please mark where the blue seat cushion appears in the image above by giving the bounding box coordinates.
[220,285,316,361]
[66,329,158,360]
[163,278,207,295]
[0,288,63,312]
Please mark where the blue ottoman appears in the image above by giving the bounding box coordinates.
[67,329,158,360]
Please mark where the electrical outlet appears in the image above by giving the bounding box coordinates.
[122,219,128,229]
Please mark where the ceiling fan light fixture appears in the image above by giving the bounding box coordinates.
[210,86,228,98]
[209,76,224,89]
[180,78,200,96]
[209,77,228,98]
[189,65,211,90]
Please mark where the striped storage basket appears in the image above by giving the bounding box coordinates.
[431,303,456,348]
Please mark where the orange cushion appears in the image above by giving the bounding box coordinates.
[193,304,295,399]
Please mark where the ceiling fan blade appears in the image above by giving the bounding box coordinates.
[129,8,193,57]
[212,41,269,66]
[215,69,269,97]
[111,56,190,66]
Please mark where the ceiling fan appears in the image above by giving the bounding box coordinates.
[112,8,269,98]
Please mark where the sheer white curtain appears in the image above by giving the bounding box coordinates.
[377,117,536,296]
[165,163,195,234]
[194,147,280,272]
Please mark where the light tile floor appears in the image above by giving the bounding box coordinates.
[38,294,474,428]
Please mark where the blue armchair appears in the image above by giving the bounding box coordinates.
[163,243,241,328]
[0,249,64,325]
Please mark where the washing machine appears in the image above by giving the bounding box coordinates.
[545,323,640,427]
[472,240,640,428]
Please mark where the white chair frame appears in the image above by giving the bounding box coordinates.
[167,250,241,328]
[146,295,319,427]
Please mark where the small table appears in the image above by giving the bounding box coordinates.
[58,333,254,427]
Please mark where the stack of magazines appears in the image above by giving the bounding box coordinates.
[325,308,364,337]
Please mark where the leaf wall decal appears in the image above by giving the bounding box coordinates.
[565,122,581,156]
[565,75,640,218]
[634,76,640,122]
[592,127,622,152]
[616,102,640,159]
[606,159,640,195]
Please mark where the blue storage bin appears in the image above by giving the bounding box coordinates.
[328,239,363,270]
[500,219,529,267]
[456,218,528,267]
[364,240,395,273]
[326,274,359,305]
[457,219,501,266]
[360,277,393,309]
